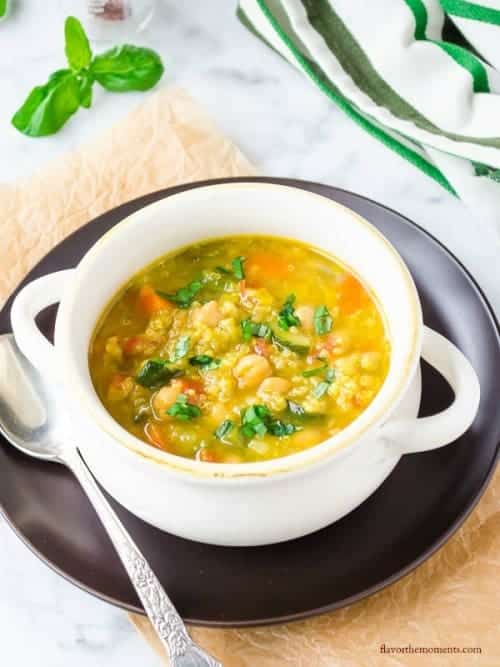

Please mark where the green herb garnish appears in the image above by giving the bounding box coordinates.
[314,305,333,335]
[312,367,336,398]
[166,394,201,420]
[159,278,203,309]
[302,363,328,377]
[277,294,300,330]
[136,359,181,389]
[12,17,164,137]
[172,336,190,362]
[214,419,234,440]
[231,256,245,280]
[240,319,272,342]
[189,355,221,369]
[240,405,299,439]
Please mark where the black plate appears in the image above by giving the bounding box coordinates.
[1,178,499,627]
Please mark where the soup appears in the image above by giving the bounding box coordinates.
[89,237,390,463]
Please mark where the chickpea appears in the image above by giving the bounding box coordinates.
[233,354,271,389]
[152,380,184,417]
[193,300,223,327]
[295,305,315,333]
[360,351,381,372]
[258,376,291,395]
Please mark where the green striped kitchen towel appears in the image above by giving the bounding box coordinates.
[238,0,500,231]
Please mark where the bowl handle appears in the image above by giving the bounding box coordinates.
[10,270,75,379]
[380,326,480,455]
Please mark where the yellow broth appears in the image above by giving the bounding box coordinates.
[89,237,390,463]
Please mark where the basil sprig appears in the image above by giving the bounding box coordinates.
[12,16,164,137]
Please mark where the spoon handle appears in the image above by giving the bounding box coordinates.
[65,447,222,667]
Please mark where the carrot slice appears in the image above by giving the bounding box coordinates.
[245,252,290,283]
[137,285,173,316]
[338,275,367,315]
[178,378,204,404]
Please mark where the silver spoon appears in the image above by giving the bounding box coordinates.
[0,334,221,667]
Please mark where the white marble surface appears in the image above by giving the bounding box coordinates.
[0,1,498,666]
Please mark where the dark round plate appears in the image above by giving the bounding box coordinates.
[1,178,499,627]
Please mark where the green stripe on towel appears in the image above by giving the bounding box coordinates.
[440,0,500,25]
[405,0,490,92]
[248,0,457,193]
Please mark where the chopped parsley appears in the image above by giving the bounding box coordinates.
[166,394,201,420]
[313,305,333,335]
[277,294,300,330]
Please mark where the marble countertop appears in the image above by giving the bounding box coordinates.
[1,2,498,666]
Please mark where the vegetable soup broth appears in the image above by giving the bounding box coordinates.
[89,237,390,463]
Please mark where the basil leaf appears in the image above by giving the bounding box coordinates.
[167,393,201,420]
[78,71,94,109]
[172,336,190,362]
[0,0,8,18]
[159,279,203,309]
[136,359,180,388]
[314,305,333,335]
[215,419,234,440]
[302,363,327,377]
[189,355,220,369]
[231,256,245,280]
[277,294,300,331]
[65,16,92,71]
[240,319,272,342]
[91,45,164,92]
[12,69,81,137]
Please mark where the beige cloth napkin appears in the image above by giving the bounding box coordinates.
[1,86,498,667]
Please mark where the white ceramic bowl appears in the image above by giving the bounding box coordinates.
[11,183,480,546]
